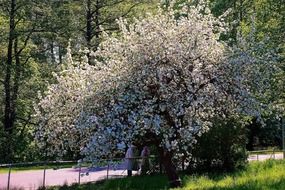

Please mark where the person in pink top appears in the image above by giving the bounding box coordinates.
[140,146,150,175]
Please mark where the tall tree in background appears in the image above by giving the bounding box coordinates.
[0,0,57,162]
[1,0,34,161]
[72,0,148,64]
[210,0,285,46]
[34,0,74,65]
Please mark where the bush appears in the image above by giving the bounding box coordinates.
[246,116,282,151]
[187,117,248,172]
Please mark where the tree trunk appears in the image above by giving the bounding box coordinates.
[58,45,62,64]
[85,0,100,65]
[85,0,92,65]
[3,0,16,163]
[239,0,243,22]
[160,149,181,188]
[50,41,55,63]
[4,0,16,133]
[12,36,20,124]
[94,0,100,51]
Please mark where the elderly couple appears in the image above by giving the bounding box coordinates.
[125,145,150,176]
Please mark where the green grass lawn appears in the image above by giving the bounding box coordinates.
[182,160,285,190]
[47,159,285,190]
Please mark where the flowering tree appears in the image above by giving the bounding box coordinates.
[35,3,277,187]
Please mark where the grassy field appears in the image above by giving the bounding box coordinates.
[182,160,285,190]
[46,159,285,190]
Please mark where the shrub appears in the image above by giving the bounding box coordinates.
[187,117,248,172]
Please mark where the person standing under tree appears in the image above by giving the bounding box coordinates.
[125,144,135,176]
[140,146,150,175]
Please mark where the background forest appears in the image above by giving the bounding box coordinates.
[0,0,284,168]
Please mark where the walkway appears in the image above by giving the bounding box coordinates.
[248,153,283,161]
[0,164,133,190]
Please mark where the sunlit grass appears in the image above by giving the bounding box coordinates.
[180,159,285,190]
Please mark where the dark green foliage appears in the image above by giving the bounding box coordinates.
[187,117,248,172]
[246,117,282,150]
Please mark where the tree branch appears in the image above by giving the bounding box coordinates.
[99,0,126,9]
[16,116,37,126]
[119,2,140,18]
[16,27,34,56]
